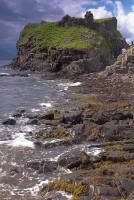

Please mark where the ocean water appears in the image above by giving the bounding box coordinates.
[0,61,82,199]
[0,60,11,67]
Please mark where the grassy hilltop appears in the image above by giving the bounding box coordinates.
[12,12,128,74]
[17,18,121,51]
[17,22,94,48]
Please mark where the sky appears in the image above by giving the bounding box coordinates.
[0,0,134,56]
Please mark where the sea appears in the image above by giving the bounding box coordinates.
[0,60,82,199]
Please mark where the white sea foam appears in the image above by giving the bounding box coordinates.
[8,133,34,148]
[58,191,73,199]
[43,138,64,144]
[49,156,60,162]
[58,82,81,91]
[48,150,71,162]
[0,140,9,145]
[61,168,72,174]
[31,108,40,112]
[29,180,50,196]
[39,102,52,107]
[58,82,81,88]
[20,125,35,133]
[0,73,9,76]
[10,191,16,195]
[85,147,103,156]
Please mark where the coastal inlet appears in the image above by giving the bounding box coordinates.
[0,65,85,199]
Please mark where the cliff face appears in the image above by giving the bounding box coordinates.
[10,12,128,77]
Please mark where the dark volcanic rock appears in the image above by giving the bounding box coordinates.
[39,112,54,120]
[58,149,91,169]
[122,146,134,152]
[61,112,83,124]
[12,109,26,118]
[93,112,109,125]
[3,118,16,125]
[12,112,22,118]
[95,186,120,197]
[70,124,85,142]
[93,110,131,125]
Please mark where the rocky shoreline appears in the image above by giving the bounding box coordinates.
[2,52,134,199]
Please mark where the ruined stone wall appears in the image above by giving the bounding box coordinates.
[94,17,117,38]
[58,12,117,32]
[58,11,94,29]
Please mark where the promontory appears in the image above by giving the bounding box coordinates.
[10,11,128,78]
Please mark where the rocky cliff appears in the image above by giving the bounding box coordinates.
[10,11,128,78]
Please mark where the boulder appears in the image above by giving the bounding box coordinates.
[110,112,125,120]
[12,109,25,118]
[61,112,83,124]
[3,118,16,125]
[84,146,106,163]
[120,178,134,195]
[12,112,22,118]
[58,149,91,169]
[98,123,134,142]
[58,151,81,168]
[70,124,85,142]
[95,186,120,197]
[39,112,54,120]
[93,112,109,125]
[122,146,134,152]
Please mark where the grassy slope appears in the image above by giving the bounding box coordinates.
[17,22,107,49]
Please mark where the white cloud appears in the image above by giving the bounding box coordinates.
[58,0,97,17]
[1,0,134,50]
[115,1,134,43]
[131,5,134,11]
[58,0,85,17]
[88,6,113,19]
[101,0,113,5]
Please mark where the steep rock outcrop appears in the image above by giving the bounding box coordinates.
[10,12,128,78]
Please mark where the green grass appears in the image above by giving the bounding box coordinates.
[95,17,114,23]
[17,22,105,49]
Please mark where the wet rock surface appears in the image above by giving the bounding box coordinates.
[40,54,134,199]
[25,160,58,173]
[3,118,16,125]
